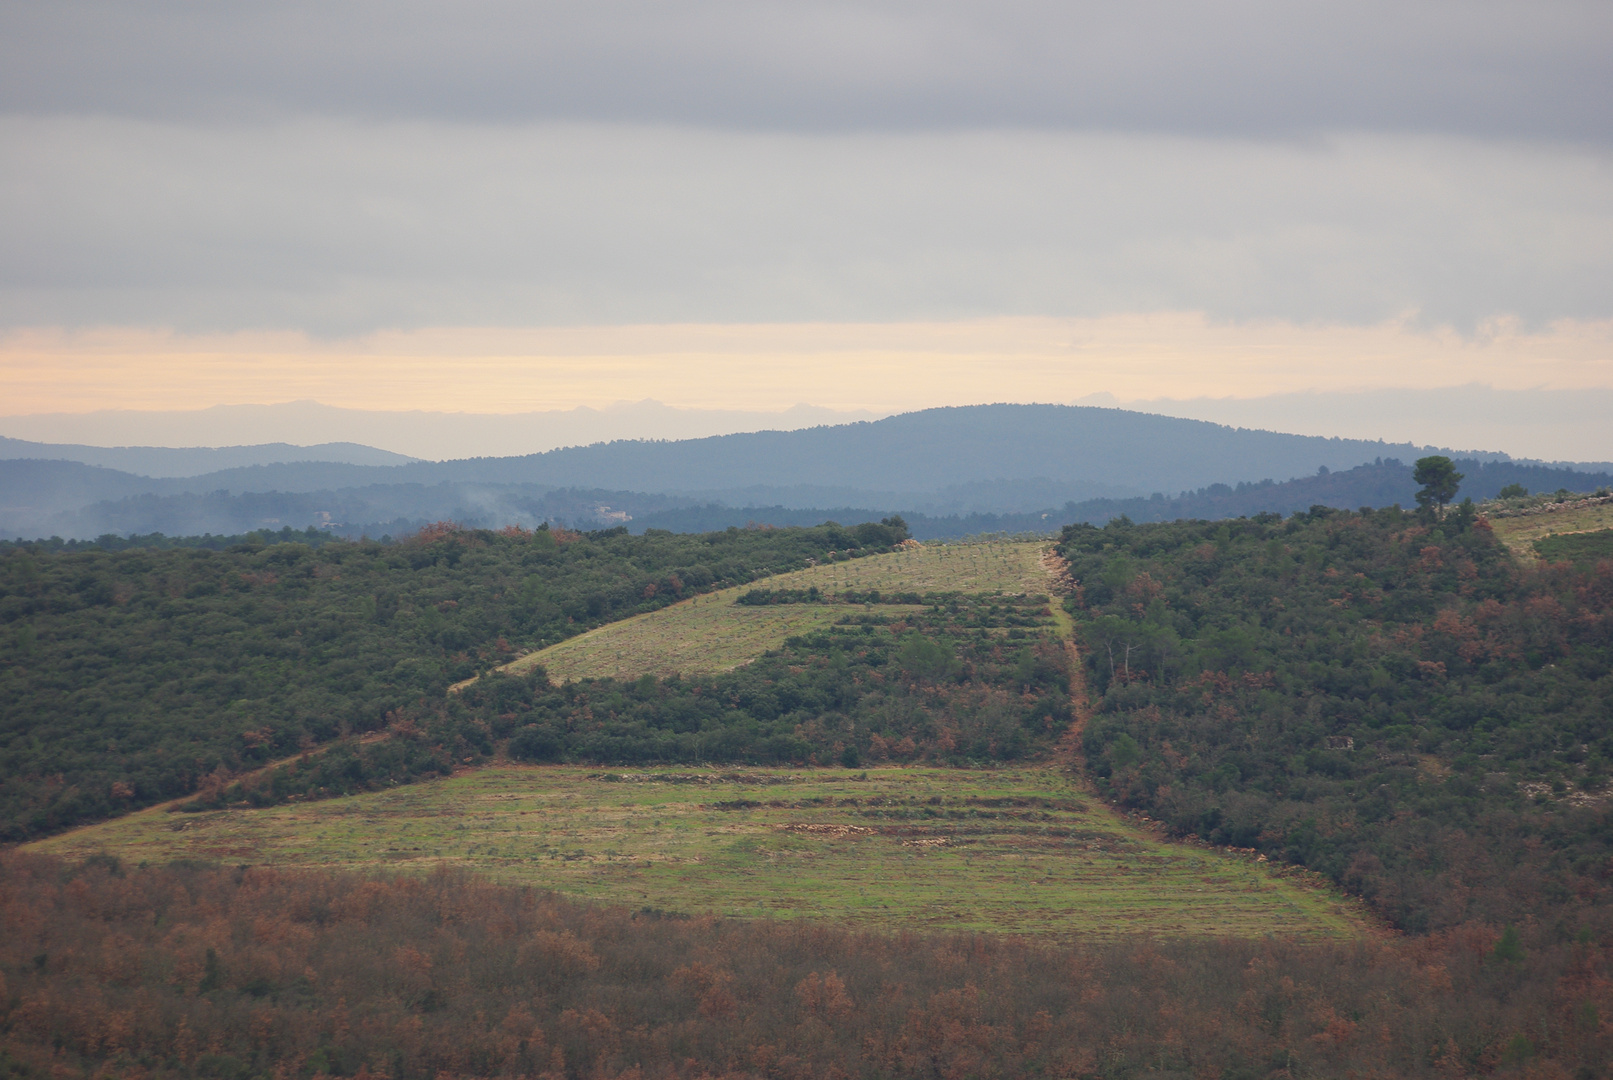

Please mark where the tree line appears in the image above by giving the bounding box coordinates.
[0,520,911,840]
[180,592,1071,813]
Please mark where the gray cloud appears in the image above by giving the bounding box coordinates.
[4,3,1609,334]
[1,1,1609,141]
[3,118,1610,331]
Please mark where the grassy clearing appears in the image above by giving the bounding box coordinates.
[493,540,1051,684]
[34,765,1366,940]
[1534,529,1613,564]
[508,601,928,683]
[1490,503,1613,561]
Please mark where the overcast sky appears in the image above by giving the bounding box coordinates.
[3,1,1612,423]
[6,1,1610,138]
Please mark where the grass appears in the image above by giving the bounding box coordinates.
[1490,503,1613,561]
[1533,529,1613,564]
[487,540,1052,685]
[507,601,929,684]
[33,765,1368,940]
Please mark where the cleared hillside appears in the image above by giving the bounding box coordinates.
[494,539,1048,684]
[1488,496,1613,560]
[31,764,1365,939]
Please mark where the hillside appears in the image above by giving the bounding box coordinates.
[635,459,1613,538]
[0,521,911,840]
[7,497,1613,1080]
[1488,494,1613,561]
[490,540,1046,683]
[28,531,1367,942]
[10,417,1610,543]
[9,852,1571,1080]
[1060,506,1613,931]
[6,403,1566,540]
[33,765,1361,939]
[0,435,417,476]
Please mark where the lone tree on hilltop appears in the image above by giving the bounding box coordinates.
[1414,455,1463,515]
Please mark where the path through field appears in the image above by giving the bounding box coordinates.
[1039,546,1092,771]
[34,536,1375,940]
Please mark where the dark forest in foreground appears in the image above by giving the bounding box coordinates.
[3,853,1610,1080]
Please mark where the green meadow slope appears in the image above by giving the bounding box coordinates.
[32,765,1364,939]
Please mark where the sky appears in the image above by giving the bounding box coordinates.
[3,1,1612,450]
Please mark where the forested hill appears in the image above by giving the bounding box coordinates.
[1063,506,1613,931]
[630,458,1613,537]
[0,436,416,476]
[1051,457,1613,527]
[0,519,910,840]
[9,405,1440,495]
[397,404,1437,494]
[4,404,1488,539]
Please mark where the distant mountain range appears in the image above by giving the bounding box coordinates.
[0,400,882,462]
[7,388,1610,465]
[3,404,1609,541]
[0,436,417,477]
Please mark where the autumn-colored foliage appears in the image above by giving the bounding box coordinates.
[4,852,1612,1080]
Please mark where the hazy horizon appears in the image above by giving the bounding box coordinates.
[4,2,1609,443]
[3,386,1612,466]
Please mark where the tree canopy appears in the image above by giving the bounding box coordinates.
[0,520,913,840]
[1413,454,1463,512]
[1060,506,1613,931]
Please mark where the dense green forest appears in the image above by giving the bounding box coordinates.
[1537,529,1613,565]
[1061,507,1613,931]
[184,593,1071,813]
[0,525,352,555]
[0,519,910,840]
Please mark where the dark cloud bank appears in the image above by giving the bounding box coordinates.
[4,1,1609,140]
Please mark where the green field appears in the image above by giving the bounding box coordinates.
[34,765,1366,940]
[487,539,1052,685]
[1533,528,1613,564]
[1490,502,1613,561]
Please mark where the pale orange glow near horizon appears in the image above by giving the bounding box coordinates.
[3,313,1611,416]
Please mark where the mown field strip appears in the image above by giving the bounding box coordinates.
[514,601,927,683]
[493,539,1051,684]
[33,765,1367,940]
[1490,503,1613,561]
